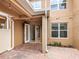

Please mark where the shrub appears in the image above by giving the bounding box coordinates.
[58,42,62,46]
[48,42,62,47]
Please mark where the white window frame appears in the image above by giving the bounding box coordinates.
[0,12,11,30]
[51,22,68,39]
[50,0,68,10]
[0,15,10,29]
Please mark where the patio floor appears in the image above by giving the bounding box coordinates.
[0,43,79,59]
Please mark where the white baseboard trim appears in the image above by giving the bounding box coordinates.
[8,47,14,51]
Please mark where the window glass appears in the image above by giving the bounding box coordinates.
[59,0,66,3]
[50,0,67,10]
[51,4,58,10]
[52,23,58,30]
[0,16,7,29]
[51,23,68,38]
[59,3,66,9]
[32,1,41,10]
[51,0,58,4]
[60,31,67,37]
[60,23,67,30]
[52,31,58,37]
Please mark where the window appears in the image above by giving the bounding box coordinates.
[50,0,67,10]
[0,16,7,29]
[51,23,68,38]
[31,1,41,10]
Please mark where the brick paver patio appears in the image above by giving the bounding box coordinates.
[0,43,79,59]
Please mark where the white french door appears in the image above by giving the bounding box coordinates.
[35,26,38,42]
[35,25,40,42]
[11,20,14,49]
[24,24,30,43]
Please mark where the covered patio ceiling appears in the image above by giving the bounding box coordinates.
[0,0,47,21]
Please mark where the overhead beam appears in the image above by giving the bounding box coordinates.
[10,0,32,18]
[13,14,43,19]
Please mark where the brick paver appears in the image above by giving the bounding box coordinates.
[0,43,79,59]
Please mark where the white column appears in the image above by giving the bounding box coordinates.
[42,16,48,53]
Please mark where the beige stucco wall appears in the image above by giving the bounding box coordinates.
[14,21,24,47]
[73,15,79,49]
[73,0,79,49]
[48,0,73,46]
